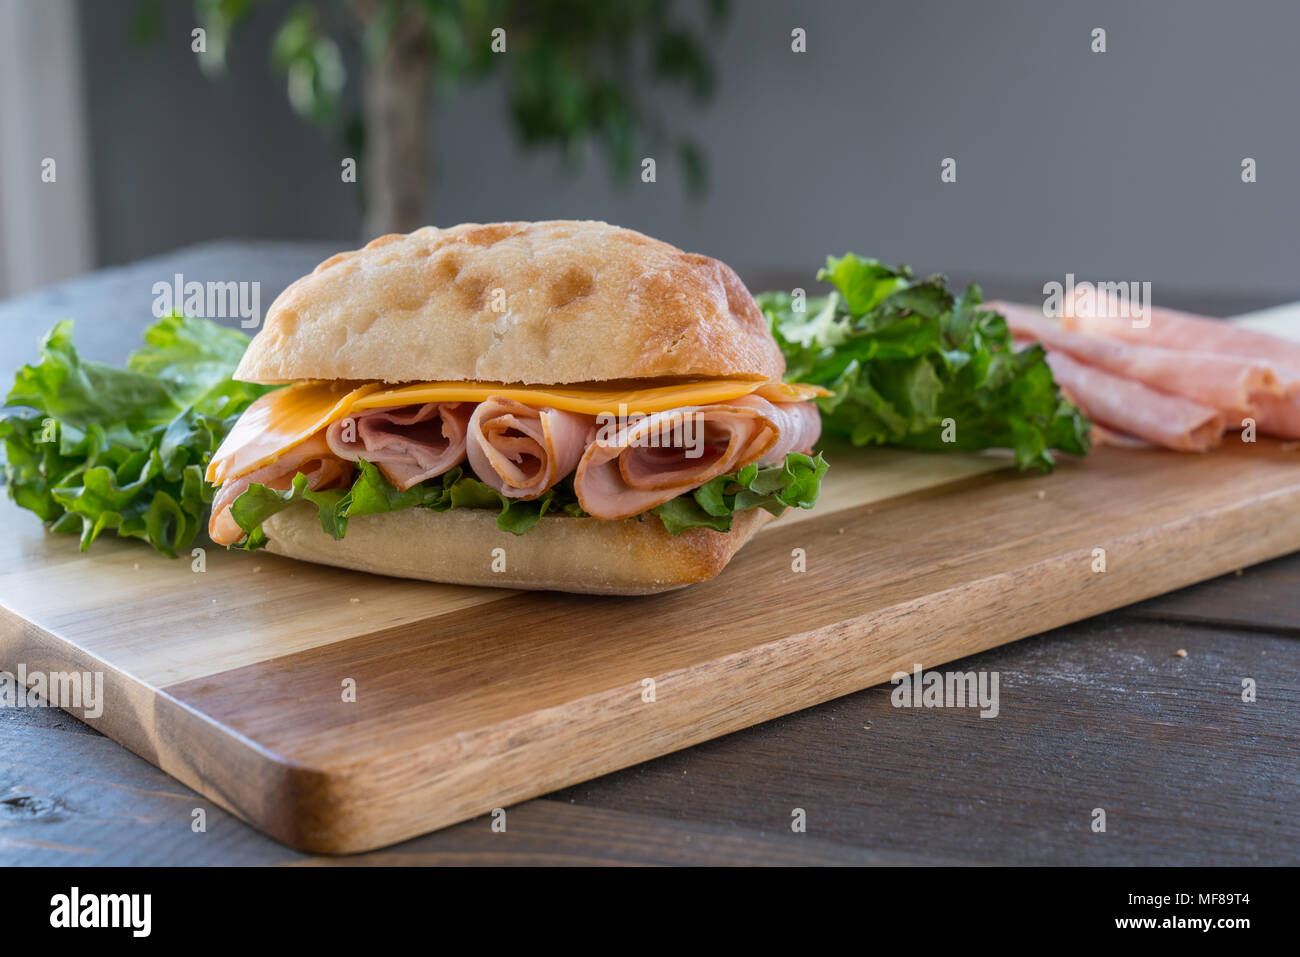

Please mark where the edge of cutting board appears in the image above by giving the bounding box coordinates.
[8,444,1300,853]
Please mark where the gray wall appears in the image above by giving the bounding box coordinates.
[75,0,1300,299]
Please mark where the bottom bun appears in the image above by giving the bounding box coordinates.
[262,505,777,595]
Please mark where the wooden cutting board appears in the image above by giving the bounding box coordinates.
[3,314,1300,854]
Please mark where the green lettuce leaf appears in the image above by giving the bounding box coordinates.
[229,471,353,550]
[126,313,258,407]
[228,452,828,548]
[652,452,829,534]
[757,255,1090,470]
[229,460,578,549]
[0,315,271,556]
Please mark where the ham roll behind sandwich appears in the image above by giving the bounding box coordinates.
[989,299,1300,451]
[205,221,826,594]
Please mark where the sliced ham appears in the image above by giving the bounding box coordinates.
[1086,423,1154,450]
[1043,351,1224,452]
[574,402,783,521]
[208,433,352,546]
[730,394,823,465]
[325,402,472,490]
[990,300,1282,420]
[208,392,824,544]
[1255,394,1300,439]
[465,398,594,499]
[1062,298,1300,371]
[1059,296,1300,438]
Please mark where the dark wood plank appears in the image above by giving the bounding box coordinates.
[0,722,286,865]
[543,617,1299,866]
[8,607,1293,864]
[291,803,937,866]
[0,716,931,865]
[1121,553,1300,633]
[0,240,339,370]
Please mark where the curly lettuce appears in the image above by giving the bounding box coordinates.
[758,253,1090,470]
[0,315,270,555]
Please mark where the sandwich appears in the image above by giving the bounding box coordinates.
[205,220,829,594]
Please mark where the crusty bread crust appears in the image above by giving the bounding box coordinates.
[235,221,785,385]
[261,505,775,595]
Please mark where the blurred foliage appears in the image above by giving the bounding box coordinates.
[131,0,728,196]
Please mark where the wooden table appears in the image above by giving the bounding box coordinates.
[1,243,1296,865]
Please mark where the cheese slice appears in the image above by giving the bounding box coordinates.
[207,378,830,486]
[205,381,383,485]
[352,378,827,415]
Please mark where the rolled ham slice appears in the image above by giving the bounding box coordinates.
[1059,295,1300,438]
[1062,297,1300,370]
[991,300,1282,420]
[574,401,784,521]
[208,433,352,546]
[730,394,823,466]
[465,398,594,499]
[1043,351,1224,452]
[1254,394,1300,439]
[1086,423,1154,450]
[325,402,473,490]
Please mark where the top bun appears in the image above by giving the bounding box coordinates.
[235,220,785,385]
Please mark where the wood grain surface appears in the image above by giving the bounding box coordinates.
[3,435,1299,853]
[5,569,1296,865]
[2,248,1298,863]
